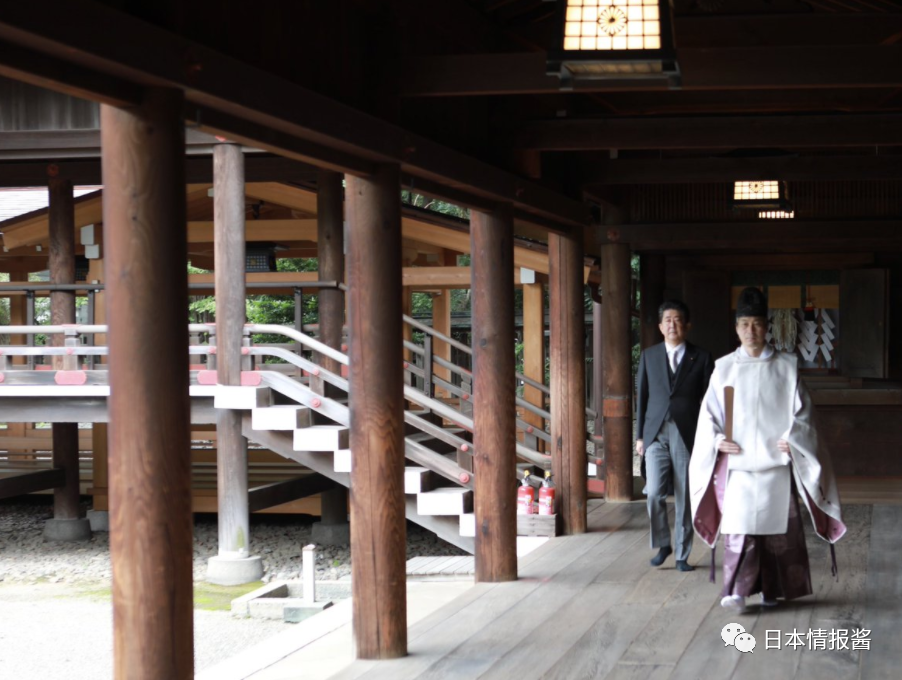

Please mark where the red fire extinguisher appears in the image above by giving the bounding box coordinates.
[517,470,536,515]
[538,470,555,515]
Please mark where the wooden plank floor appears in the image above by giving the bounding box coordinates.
[331,500,901,680]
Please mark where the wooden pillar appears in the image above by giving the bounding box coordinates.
[401,287,414,364]
[640,254,665,350]
[522,282,545,451]
[601,243,633,502]
[315,169,349,532]
[9,272,27,365]
[592,292,604,477]
[346,165,407,659]
[102,88,193,680]
[209,142,262,584]
[432,250,455,398]
[7,273,27,454]
[549,233,588,534]
[48,175,81,522]
[471,206,517,582]
[88,258,109,512]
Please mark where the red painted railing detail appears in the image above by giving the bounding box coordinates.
[240,372,262,386]
[54,371,87,386]
[197,370,218,385]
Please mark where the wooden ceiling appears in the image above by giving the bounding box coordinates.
[1,1,902,252]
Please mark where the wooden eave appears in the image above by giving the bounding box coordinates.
[0,4,590,235]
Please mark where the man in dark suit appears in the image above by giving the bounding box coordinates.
[636,300,714,571]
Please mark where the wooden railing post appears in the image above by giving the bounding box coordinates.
[102,87,194,680]
[208,141,263,585]
[471,205,517,582]
[423,334,435,400]
[346,164,407,659]
[549,232,588,534]
[602,243,633,501]
[45,172,90,542]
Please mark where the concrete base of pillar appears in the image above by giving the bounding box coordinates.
[311,522,350,546]
[207,555,264,586]
[43,518,92,542]
[86,509,110,532]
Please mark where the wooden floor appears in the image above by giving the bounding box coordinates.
[331,499,899,680]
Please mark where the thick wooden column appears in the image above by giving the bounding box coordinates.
[640,254,665,350]
[471,206,517,582]
[209,142,262,584]
[346,165,407,659]
[601,243,633,501]
[102,88,193,680]
[314,169,349,540]
[522,281,545,451]
[549,233,588,534]
[47,174,85,531]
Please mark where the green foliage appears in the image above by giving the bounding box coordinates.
[401,191,469,220]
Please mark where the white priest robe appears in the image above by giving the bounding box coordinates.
[689,347,846,547]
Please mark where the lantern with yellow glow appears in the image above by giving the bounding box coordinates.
[547,0,678,86]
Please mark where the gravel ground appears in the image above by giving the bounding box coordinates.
[0,497,468,678]
[0,498,466,585]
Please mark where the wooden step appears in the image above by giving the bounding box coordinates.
[333,449,352,473]
[404,467,435,494]
[417,487,473,516]
[251,405,312,431]
[459,512,476,537]
[214,386,272,410]
[292,425,349,452]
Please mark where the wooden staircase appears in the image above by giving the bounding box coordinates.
[241,373,477,553]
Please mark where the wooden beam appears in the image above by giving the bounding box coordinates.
[609,221,902,251]
[2,189,102,250]
[347,165,407,659]
[0,37,141,107]
[188,219,317,243]
[248,474,334,513]
[103,88,194,679]
[400,48,902,97]
[549,233,587,534]
[471,205,517,582]
[0,155,317,187]
[515,114,902,151]
[0,468,66,500]
[601,243,633,502]
[581,155,902,185]
[669,253,875,271]
[0,5,589,232]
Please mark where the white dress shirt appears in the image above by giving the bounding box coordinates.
[666,342,686,373]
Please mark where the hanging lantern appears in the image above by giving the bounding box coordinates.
[732,180,791,211]
[547,0,679,87]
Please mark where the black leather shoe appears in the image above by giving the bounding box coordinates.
[676,560,694,572]
[650,546,673,567]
